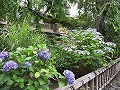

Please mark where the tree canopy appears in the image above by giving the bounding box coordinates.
[1,0,120,34]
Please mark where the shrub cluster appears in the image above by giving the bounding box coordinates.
[53,28,116,70]
[0,44,64,90]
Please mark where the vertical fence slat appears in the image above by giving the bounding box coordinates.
[107,68,109,80]
[96,77,98,90]
[99,74,101,88]
[85,83,88,90]
[90,79,94,90]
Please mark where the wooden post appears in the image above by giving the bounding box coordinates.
[90,79,94,90]
[109,68,111,78]
[99,74,101,88]
[96,77,98,90]
[106,69,109,81]
[85,83,88,90]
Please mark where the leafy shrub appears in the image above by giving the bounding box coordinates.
[0,44,64,90]
[113,30,120,58]
[53,28,116,70]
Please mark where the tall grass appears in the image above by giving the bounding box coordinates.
[6,20,48,50]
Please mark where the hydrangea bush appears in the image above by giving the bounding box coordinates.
[0,44,65,90]
[54,28,116,70]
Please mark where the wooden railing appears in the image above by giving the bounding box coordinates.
[55,58,120,90]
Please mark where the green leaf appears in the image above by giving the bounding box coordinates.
[28,79,33,84]
[25,57,32,60]
[7,80,14,85]
[13,75,17,79]
[58,79,67,88]
[30,72,34,78]
[38,79,46,85]
[19,82,24,88]
[0,74,4,81]
[58,73,65,79]
[26,86,35,90]
[2,76,10,82]
[14,83,18,87]
[38,88,44,90]
[19,78,24,82]
[34,81,39,87]
[35,72,40,78]
[0,86,10,90]
[29,67,34,72]
[37,44,46,50]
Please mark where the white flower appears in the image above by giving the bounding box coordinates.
[105,42,116,47]
[104,47,114,52]
[94,50,105,54]
[81,45,87,48]
[63,47,72,52]
[74,50,90,55]
[16,47,23,52]
[68,48,73,52]
[74,50,80,53]
[76,40,82,43]
[83,50,90,55]
[72,37,75,40]
[0,58,3,62]
[99,41,105,44]
[71,45,77,49]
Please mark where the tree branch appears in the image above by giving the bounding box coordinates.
[25,0,79,29]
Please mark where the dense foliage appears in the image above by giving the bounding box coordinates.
[52,28,116,71]
[0,0,120,89]
[0,44,65,90]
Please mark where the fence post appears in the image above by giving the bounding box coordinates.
[99,74,101,88]
[96,76,98,90]
[85,82,88,90]
[90,79,94,90]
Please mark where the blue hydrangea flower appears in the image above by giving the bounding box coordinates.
[67,77,75,85]
[37,50,50,60]
[0,51,9,59]
[0,53,5,59]
[63,70,75,85]
[23,62,32,67]
[3,60,18,71]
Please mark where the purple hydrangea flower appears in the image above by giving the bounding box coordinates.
[63,70,75,85]
[3,60,18,71]
[23,62,32,67]
[68,77,75,85]
[37,50,50,60]
[63,70,75,78]
[0,53,5,59]
[0,51,9,59]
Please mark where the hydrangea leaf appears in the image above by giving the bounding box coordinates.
[58,79,67,88]
[35,72,40,78]
[19,82,24,88]
[34,81,39,87]
[38,78,46,85]
[7,80,14,85]
[26,86,35,90]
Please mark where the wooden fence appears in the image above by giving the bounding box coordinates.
[55,58,120,90]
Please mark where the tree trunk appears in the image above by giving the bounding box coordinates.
[94,0,110,36]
